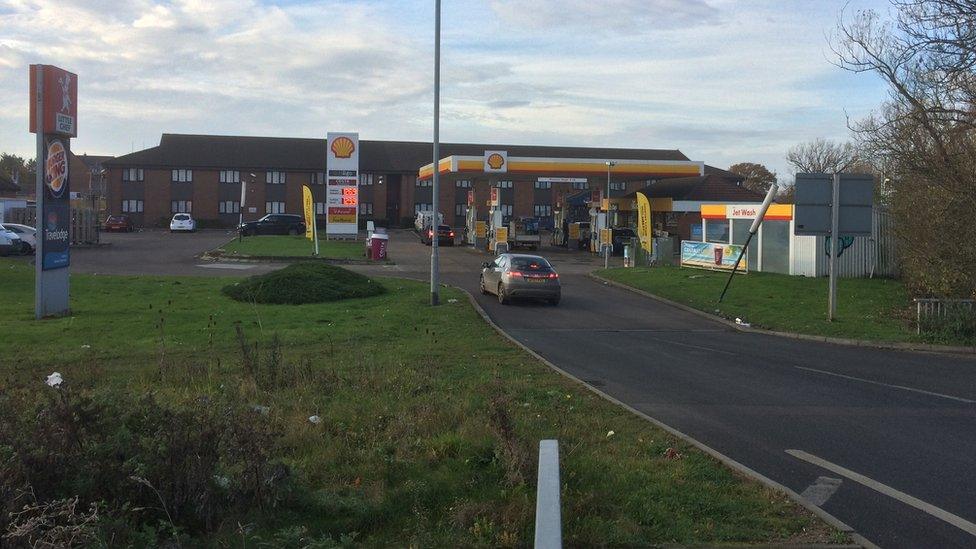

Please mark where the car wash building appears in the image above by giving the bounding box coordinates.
[102,133,754,230]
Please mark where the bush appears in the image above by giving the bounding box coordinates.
[222,262,385,305]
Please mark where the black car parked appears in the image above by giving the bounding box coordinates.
[422,224,455,246]
[239,214,306,236]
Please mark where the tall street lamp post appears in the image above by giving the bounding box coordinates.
[430,0,441,306]
[604,160,615,269]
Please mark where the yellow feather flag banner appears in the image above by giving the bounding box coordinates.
[636,192,653,252]
[302,185,314,241]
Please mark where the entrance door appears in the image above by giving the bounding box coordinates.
[386,174,402,225]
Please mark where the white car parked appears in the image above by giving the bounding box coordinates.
[0,224,26,256]
[169,213,196,232]
[2,223,36,253]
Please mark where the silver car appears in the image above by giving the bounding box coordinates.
[480,253,560,305]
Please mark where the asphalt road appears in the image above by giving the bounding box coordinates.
[63,229,976,548]
[366,230,976,549]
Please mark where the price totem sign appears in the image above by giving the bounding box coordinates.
[325,132,359,238]
[30,64,77,319]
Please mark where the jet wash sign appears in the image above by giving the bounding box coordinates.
[326,132,359,237]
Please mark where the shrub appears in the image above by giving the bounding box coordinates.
[222,262,386,305]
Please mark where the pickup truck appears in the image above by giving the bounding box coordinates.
[508,217,541,250]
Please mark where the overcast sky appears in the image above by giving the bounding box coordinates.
[0,0,891,179]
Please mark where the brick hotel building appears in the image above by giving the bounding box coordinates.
[103,133,754,229]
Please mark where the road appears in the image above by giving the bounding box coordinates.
[65,229,976,548]
[362,230,976,549]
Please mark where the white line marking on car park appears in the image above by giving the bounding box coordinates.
[787,449,976,537]
[794,366,976,403]
[800,476,843,506]
[196,263,257,270]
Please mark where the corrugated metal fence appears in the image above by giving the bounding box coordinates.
[8,207,99,245]
[814,208,897,278]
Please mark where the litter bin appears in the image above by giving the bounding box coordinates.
[369,232,388,260]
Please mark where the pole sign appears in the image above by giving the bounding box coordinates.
[30,64,77,318]
[794,173,873,236]
[326,132,359,237]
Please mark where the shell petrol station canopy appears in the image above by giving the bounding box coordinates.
[417,152,704,180]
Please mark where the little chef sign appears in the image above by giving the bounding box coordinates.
[29,65,78,137]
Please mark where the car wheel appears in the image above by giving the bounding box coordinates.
[497,283,509,305]
[480,276,489,295]
[288,228,299,236]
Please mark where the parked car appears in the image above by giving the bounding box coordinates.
[423,224,455,246]
[480,253,560,305]
[2,223,36,253]
[610,227,637,256]
[103,215,133,232]
[169,213,197,232]
[0,224,26,256]
[239,214,306,236]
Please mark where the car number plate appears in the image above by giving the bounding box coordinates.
[527,277,546,283]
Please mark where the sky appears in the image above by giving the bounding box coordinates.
[0,0,893,179]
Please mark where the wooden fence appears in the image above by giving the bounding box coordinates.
[8,207,99,245]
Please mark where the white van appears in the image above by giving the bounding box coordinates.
[0,224,25,256]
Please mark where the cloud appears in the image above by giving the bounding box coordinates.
[487,0,719,32]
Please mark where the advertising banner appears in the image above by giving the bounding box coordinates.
[636,193,652,252]
[42,137,70,270]
[489,187,499,207]
[326,132,359,237]
[681,241,746,272]
[475,220,486,238]
[302,185,314,240]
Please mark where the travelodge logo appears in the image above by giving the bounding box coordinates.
[331,136,356,159]
[45,140,68,198]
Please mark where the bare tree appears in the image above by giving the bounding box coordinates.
[833,0,976,297]
[785,138,860,173]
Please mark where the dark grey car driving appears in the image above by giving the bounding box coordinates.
[480,253,560,305]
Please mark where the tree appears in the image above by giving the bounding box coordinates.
[833,0,976,298]
[727,162,777,194]
[784,138,859,174]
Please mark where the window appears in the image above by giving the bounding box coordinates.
[315,202,326,215]
[171,169,192,182]
[265,201,285,214]
[705,219,730,244]
[534,205,553,217]
[456,180,472,188]
[609,182,626,191]
[219,170,240,183]
[122,168,144,182]
[416,178,432,187]
[121,199,143,213]
[359,203,373,215]
[500,204,513,216]
[171,200,192,213]
[218,201,240,214]
[572,181,588,190]
[311,172,326,185]
[455,204,467,216]
[495,180,513,189]
[414,203,432,213]
[534,180,551,189]
[266,171,286,184]
[359,173,374,186]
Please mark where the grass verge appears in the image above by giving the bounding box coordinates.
[596,265,956,344]
[215,235,367,260]
[0,259,842,546]
[222,263,386,304]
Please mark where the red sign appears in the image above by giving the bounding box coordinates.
[467,189,474,206]
[29,65,78,137]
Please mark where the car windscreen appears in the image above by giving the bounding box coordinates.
[509,257,552,271]
[438,225,451,231]
[174,215,190,221]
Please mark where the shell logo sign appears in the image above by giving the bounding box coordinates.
[483,150,508,173]
[331,136,356,159]
[45,140,68,198]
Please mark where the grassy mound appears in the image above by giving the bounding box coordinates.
[222,262,385,304]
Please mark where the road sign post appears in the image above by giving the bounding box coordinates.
[794,173,874,322]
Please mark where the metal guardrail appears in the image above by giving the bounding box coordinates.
[534,439,562,549]
[914,298,976,334]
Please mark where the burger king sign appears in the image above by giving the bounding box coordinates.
[45,139,68,199]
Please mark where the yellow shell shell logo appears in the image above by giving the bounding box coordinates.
[331,136,356,159]
[487,153,505,170]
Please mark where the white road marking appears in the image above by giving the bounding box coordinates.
[787,449,976,537]
[800,476,843,506]
[195,263,256,270]
[794,366,976,404]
